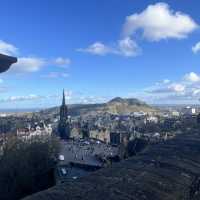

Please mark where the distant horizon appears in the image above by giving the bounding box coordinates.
[0,1,200,107]
[0,97,200,113]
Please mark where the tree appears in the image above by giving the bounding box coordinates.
[0,135,60,200]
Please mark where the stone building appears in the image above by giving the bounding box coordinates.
[89,128,110,143]
[17,122,52,139]
[110,131,130,146]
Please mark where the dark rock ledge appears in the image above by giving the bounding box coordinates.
[23,133,200,200]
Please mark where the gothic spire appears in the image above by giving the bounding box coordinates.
[62,89,65,105]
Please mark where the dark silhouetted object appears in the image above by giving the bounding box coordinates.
[0,53,17,73]
[58,90,70,139]
[0,135,60,200]
[126,138,148,157]
[197,113,200,124]
[82,121,89,138]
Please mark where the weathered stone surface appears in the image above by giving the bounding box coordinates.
[23,133,200,200]
[0,53,17,73]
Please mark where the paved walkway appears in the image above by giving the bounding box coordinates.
[59,139,118,166]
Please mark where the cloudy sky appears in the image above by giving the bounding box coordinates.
[0,0,200,108]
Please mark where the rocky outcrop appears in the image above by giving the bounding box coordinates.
[23,133,200,200]
[40,97,157,117]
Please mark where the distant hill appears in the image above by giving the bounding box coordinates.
[40,97,157,117]
[106,97,155,114]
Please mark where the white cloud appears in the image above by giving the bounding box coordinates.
[78,42,112,56]
[11,57,46,73]
[163,79,170,84]
[0,94,45,103]
[10,56,71,73]
[155,79,171,86]
[192,88,200,96]
[143,72,200,103]
[192,42,200,54]
[0,91,74,103]
[118,37,141,57]
[61,73,69,78]
[148,83,185,94]
[0,40,18,56]
[78,37,140,57]
[78,3,197,58]
[41,72,70,78]
[54,57,71,67]
[0,86,8,93]
[184,72,200,82]
[123,2,198,41]
[78,95,108,104]
[169,83,185,92]
[41,72,59,78]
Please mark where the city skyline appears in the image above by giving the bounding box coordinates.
[0,0,200,108]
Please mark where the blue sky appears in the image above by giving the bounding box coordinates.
[0,0,200,108]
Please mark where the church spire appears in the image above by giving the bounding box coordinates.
[62,89,65,105]
[58,89,70,140]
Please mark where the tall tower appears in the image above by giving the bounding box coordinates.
[60,89,68,121]
[58,89,70,139]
